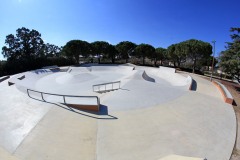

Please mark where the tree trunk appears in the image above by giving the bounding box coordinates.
[75,55,79,64]
[142,57,145,65]
[192,60,196,73]
[98,54,100,64]
[126,58,128,63]
[177,61,180,67]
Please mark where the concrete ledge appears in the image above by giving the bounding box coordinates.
[67,104,99,112]
[212,81,234,104]
[186,76,193,90]
[17,75,25,80]
[159,66,176,73]
[8,74,26,86]
[0,76,10,83]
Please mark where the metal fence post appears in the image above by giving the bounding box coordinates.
[63,96,66,104]
[41,93,45,101]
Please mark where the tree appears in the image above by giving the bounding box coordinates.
[106,44,118,63]
[91,41,110,63]
[43,43,61,57]
[116,41,137,63]
[62,40,91,64]
[183,39,212,73]
[167,44,178,67]
[167,43,188,67]
[220,27,240,82]
[155,47,167,66]
[200,55,218,71]
[2,27,45,60]
[135,43,155,65]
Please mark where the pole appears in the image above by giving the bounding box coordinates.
[210,40,216,81]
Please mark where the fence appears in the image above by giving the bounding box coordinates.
[27,89,100,108]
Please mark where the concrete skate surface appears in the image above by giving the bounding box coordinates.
[0,64,236,160]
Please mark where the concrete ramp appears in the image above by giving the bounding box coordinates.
[91,66,119,71]
[127,70,155,82]
[91,65,134,72]
[118,65,135,71]
[142,71,155,82]
[8,69,53,88]
[159,66,176,73]
[55,72,98,84]
[69,66,91,73]
[157,68,189,87]
[130,66,189,87]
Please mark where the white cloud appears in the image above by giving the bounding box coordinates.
[18,0,22,3]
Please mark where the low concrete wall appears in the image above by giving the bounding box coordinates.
[0,76,10,83]
[142,71,155,82]
[67,104,99,112]
[212,81,234,105]
[186,76,193,90]
[69,67,91,72]
[159,66,176,73]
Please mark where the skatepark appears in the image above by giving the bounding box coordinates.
[0,63,236,160]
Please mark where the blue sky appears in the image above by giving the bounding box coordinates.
[0,0,240,60]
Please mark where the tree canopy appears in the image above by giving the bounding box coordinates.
[91,41,110,63]
[43,43,61,57]
[1,26,221,76]
[135,43,155,65]
[167,39,212,72]
[116,41,137,63]
[183,39,212,73]
[2,27,45,60]
[62,40,91,64]
[106,44,118,63]
[220,27,240,82]
[154,47,167,66]
[1,27,69,75]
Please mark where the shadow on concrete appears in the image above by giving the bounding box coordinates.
[233,100,238,106]
[191,79,197,91]
[120,88,130,91]
[27,96,117,120]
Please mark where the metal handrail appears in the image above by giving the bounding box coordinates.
[92,81,121,87]
[27,89,100,107]
[92,81,121,92]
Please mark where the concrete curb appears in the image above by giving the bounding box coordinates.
[212,80,234,104]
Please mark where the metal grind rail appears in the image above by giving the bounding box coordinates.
[92,81,121,92]
[27,89,100,107]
